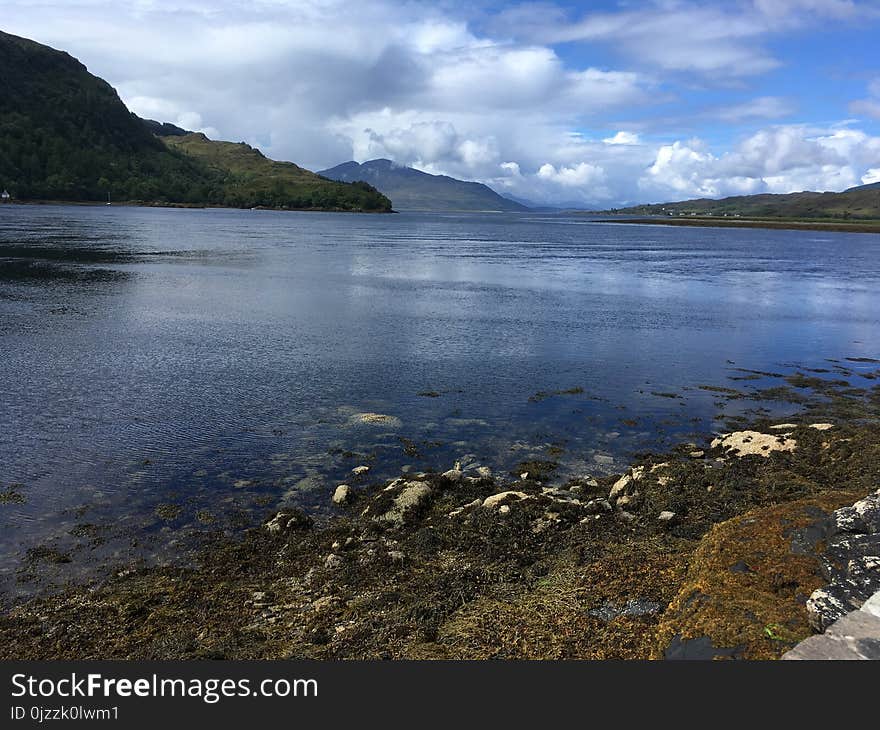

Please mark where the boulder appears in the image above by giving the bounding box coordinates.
[332,485,352,505]
[375,482,433,526]
[441,468,464,483]
[265,509,313,535]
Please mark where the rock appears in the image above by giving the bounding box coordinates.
[324,554,343,569]
[482,491,531,510]
[351,465,370,476]
[616,492,640,509]
[609,474,632,501]
[710,430,797,457]
[233,479,254,489]
[862,592,880,619]
[375,482,433,526]
[476,466,493,479]
[782,633,871,660]
[807,583,862,631]
[520,472,530,480]
[332,485,351,505]
[348,413,402,428]
[832,490,880,534]
[265,509,313,535]
[499,505,511,515]
[609,466,644,502]
[593,454,614,466]
[658,510,676,522]
[388,550,405,563]
[583,498,613,515]
[617,510,636,523]
[689,450,705,459]
[442,469,463,483]
[770,423,798,431]
[809,423,835,431]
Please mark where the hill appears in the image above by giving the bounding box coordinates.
[604,182,880,220]
[163,134,391,212]
[318,159,528,212]
[0,31,390,212]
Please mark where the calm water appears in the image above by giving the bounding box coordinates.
[2,204,879,597]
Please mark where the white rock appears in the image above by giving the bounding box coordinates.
[861,592,880,619]
[351,465,370,476]
[658,510,676,522]
[710,431,796,457]
[442,469,463,483]
[324,554,343,569]
[476,466,493,479]
[332,484,351,505]
[482,491,531,509]
[809,423,835,431]
[499,505,511,515]
[520,472,530,480]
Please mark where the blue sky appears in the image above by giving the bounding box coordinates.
[4,0,880,206]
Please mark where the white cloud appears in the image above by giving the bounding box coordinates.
[639,125,880,201]
[603,131,641,145]
[850,78,880,120]
[711,96,796,123]
[2,0,878,208]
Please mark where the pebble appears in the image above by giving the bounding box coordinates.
[332,484,351,505]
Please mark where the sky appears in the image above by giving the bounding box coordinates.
[5,0,880,207]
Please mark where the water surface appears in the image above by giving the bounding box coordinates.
[2,205,879,598]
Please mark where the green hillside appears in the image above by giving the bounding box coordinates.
[319,159,528,212]
[0,31,390,212]
[162,134,390,211]
[605,182,880,220]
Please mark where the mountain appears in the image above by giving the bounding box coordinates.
[0,31,390,212]
[318,159,528,212]
[604,183,880,220]
[163,133,391,212]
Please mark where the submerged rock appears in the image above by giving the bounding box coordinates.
[348,413,402,428]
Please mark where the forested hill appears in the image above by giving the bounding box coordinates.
[0,31,391,212]
[604,182,880,220]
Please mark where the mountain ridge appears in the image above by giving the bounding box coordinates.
[319,158,528,212]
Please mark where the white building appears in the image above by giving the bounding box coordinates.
[1,190,10,202]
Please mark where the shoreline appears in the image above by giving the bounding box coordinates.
[3,373,879,660]
[0,200,395,214]
[590,216,880,234]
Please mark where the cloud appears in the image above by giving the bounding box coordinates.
[490,0,878,78]
[640,125,880,200]
[850,79,880,120]
[2,0,879,207]
[603,131,641,145]
[710,96,796,123]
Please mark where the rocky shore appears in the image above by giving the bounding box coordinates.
[2,376,879,660]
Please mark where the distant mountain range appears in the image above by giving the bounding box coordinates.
[604,182,880,220]
[319,159,528,212]
[0,31,390,212]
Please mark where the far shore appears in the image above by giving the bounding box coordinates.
[0,200,394,214]
[590,216,880,234]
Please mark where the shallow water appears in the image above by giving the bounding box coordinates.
[2,204,879,598]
